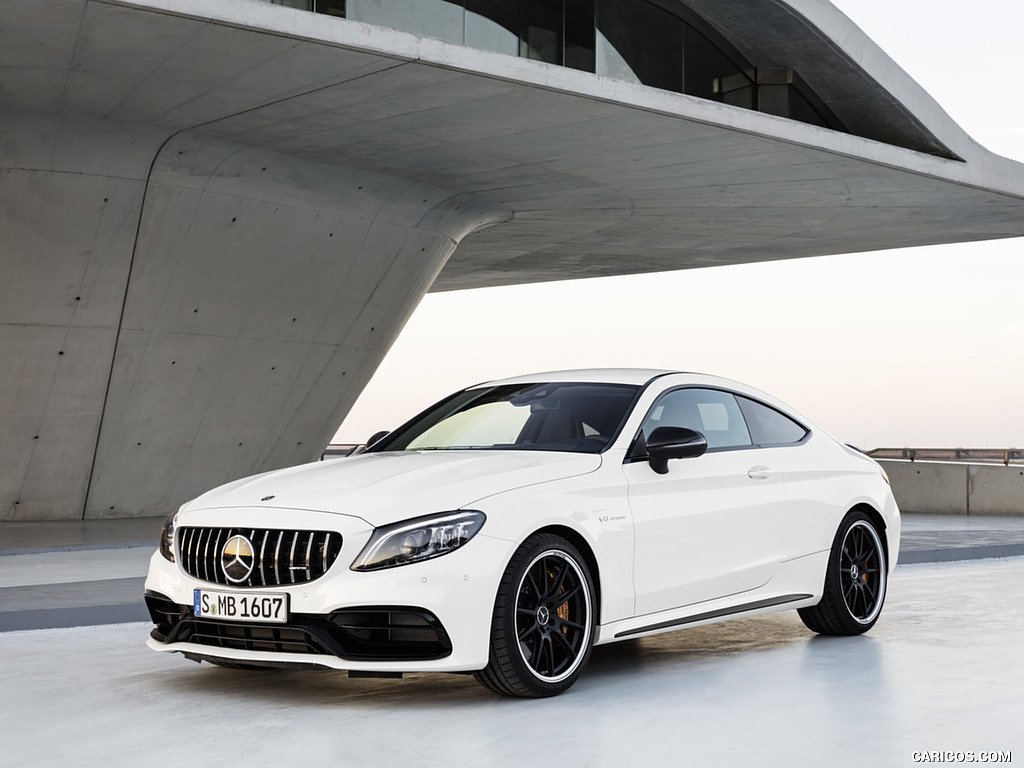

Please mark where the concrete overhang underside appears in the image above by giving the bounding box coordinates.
[3,0,1024,521]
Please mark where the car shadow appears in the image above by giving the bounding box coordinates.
[150,612,828,707]
[584,611,813,675]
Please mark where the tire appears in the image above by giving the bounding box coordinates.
[799,510,888,635]
[474,533,595,697]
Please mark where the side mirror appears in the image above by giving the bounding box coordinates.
[646,427,707,475]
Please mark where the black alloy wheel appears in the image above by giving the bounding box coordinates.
[474,533,595,697]
[799,509,887,635]
[839,519,885,622]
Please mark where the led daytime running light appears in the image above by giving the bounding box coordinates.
[352,511,485,571]
[159,512,178,563]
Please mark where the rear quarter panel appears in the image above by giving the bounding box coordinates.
[779,433,899,566]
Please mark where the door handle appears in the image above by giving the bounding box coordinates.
[748,465,773,480]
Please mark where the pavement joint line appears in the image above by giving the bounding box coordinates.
[0,542,156,556]
[0,579,147,613]
[0,604,151,633]
[897,544,1024,564]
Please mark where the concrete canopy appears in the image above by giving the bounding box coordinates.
[2,0,1024,521]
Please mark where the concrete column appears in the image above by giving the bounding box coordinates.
[1,117,508,520]
[0,112,170,521]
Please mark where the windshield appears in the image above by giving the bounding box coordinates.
[371,382,640,454]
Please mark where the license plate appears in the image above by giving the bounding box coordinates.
[193,588,289,623]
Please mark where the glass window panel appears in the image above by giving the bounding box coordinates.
[643,389,752,450]
[465,0,519,55]
[520,0,562,64]
[565,0,596,73]
[595,29,641,84]
[597,0,682,93]
[316,0,347,17]
[737,397,808,446]
[521,25,559,62]
[348,0,465,44]
[788,86,830,128]
[722,85,754,110]
[291,0,831,135]
[406,401,532,449]
[684,23,747,101]
[758,84,790,118]
[382,383,638,453]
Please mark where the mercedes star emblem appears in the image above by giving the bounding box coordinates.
[221,534,255,584]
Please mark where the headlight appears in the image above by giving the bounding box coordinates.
[159,512,178,562]
[351,511,486,572]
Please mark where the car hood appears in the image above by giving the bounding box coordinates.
[181,450,603,527]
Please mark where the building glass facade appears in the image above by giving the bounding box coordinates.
[264,0,843,132]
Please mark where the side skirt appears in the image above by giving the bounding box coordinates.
[613,593,813,639]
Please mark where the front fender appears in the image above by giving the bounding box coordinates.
[469,458,635,625]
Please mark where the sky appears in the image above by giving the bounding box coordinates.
[335,0,1024,450]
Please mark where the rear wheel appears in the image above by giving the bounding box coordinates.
[474,533,595,697]
[799,510,887,635]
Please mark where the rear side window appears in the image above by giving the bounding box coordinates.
[737,396,808,446]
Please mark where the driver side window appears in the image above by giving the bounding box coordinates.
[643,388,752,450]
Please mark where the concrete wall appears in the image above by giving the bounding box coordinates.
[969,464,1024,516]
[1,113,507,521]
[879,460,1024,516]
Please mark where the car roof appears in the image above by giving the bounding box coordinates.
[473,369,818,428]
[476,368,679,387]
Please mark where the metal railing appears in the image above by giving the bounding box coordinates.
[868,448,1024,466]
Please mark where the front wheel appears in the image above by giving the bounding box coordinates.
[474,533,595,697]
[799,510,888,635]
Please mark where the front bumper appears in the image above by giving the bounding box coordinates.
[144,508,511,673]
[147,594,453,663]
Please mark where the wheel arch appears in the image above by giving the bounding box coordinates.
[530,524,602,621]
[848,502,891,565]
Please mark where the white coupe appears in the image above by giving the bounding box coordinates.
[145,369,899,697]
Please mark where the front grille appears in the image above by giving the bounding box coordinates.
[178,527,343,587]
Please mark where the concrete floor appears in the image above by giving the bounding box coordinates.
[0,558,1020,767]
[0,515,1021,766]
[899,513,1024,562]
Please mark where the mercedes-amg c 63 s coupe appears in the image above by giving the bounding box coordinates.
[145,369,899,697]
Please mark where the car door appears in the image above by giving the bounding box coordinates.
[623,387,787,616]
